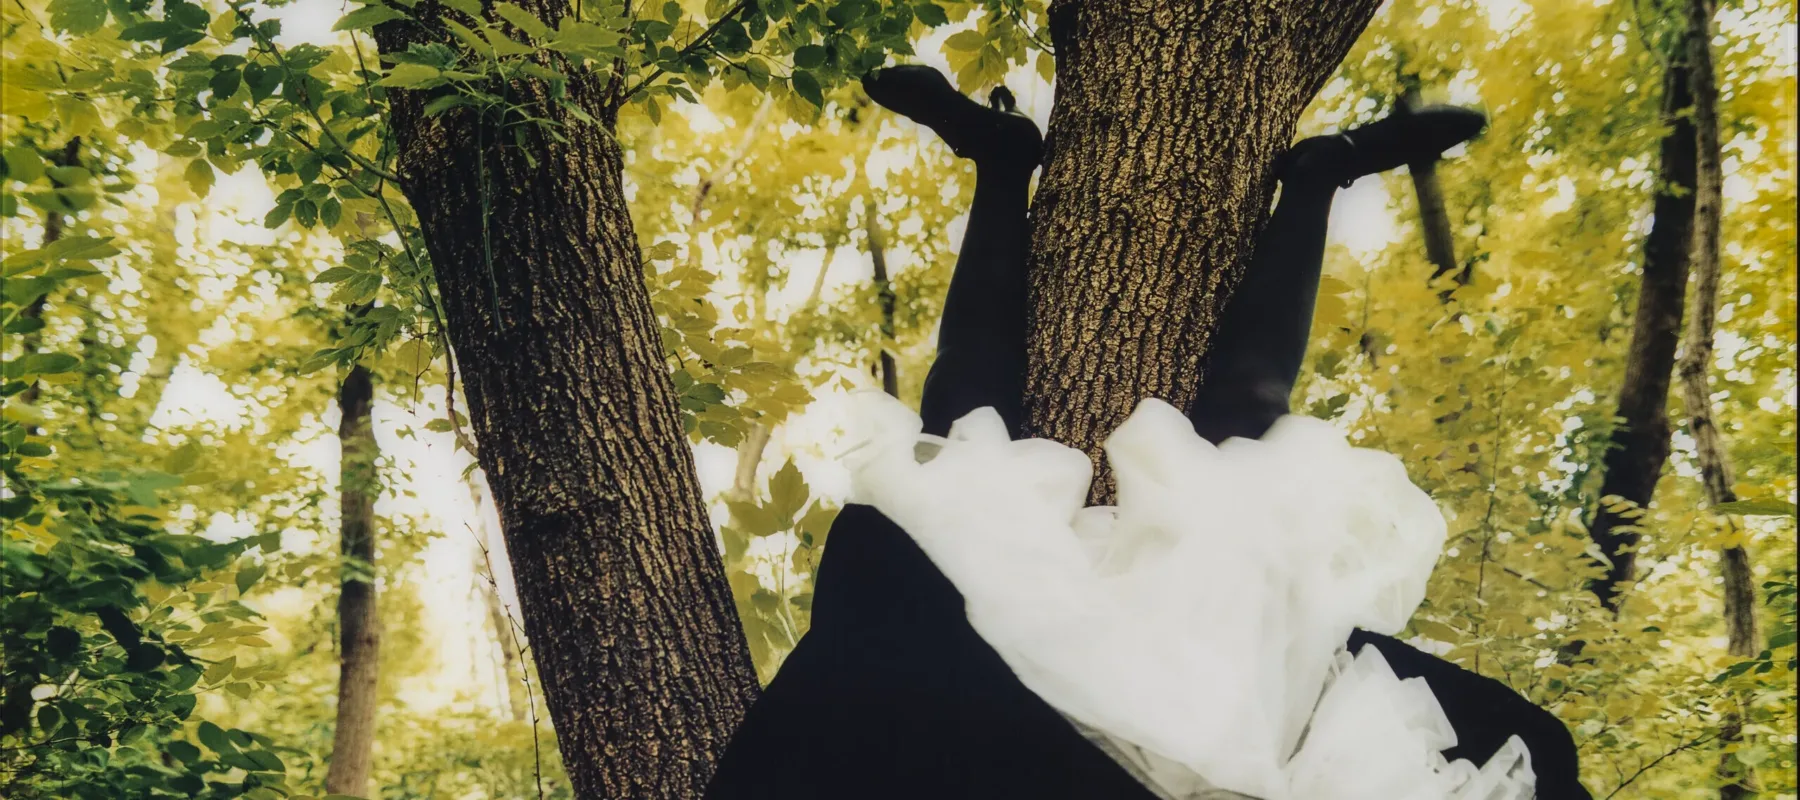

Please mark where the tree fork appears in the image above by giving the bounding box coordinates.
[1023,0,1382,498]
[373,4,759,797]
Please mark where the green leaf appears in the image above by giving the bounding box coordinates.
[493,2,550,39]
[480,25,536,56]
[4,147,45,184]
[209,69,242,100]
[1770,628,1797,650]
[377,63,445,88]
[422,94,471,117]
[333,4,406,30]
[163,441,203,473]
[203,655,237,685]
[792,44,826,69]
[35,704,61,733]
[1714,499,1798,518]
[264,202,293,228]
[768,459,808,519]
[184,159,215,198]
[236,562,267,594]
[167,740,202,764]
[1737,745,1770,766]
[0,236,118,272]
[197,720,233,754]
[167,1,209,29]
[915,2,948,26]
[47,0,108,34]
[12,353,81,376]
[244,63,282,101]
[440,0,481,17]
[944,29,987,52]
[791,70,823,108]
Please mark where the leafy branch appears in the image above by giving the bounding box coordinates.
[227,0,406,184]
[619,0,752,101]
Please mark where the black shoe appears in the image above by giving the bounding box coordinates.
[1277,105,1487,187]
[862,66,1043,170]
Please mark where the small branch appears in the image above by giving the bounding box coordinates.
[466,522,546,800]
[1604,732,1721,799]
[619,0,753,101]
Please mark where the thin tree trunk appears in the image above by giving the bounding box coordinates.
[374,8,758,796]
[1587,37,1699,612]
[689,96,775,243]
[1675,2,1758,795]
[867,209,900,398]
[325,364,380,797]
[1024,0,1382,498]
[729,424,774,504]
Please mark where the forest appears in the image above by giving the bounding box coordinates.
[1,0,1795,797]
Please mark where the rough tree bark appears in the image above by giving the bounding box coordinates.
[325,364,380,797]
[373,5,759,797]
[1587,37,1698,612]
[1023,0,1384,496]
[1675,2,1758,795]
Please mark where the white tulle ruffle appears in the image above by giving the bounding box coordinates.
[842,393,1535,800]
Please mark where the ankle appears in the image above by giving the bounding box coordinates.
[1274,135,1356,188]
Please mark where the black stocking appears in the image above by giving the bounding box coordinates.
[1189,102,1489,443]
[1187,168,1337,444]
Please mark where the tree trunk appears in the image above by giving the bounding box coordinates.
[374,9,759,799]
[1674,2,1757,795]
[1023,0,1383,497]
[867,210,900,398]
[1587,38,1698,612]
[325,364,380,797]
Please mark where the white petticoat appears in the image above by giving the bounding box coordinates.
[842,393,1535,800]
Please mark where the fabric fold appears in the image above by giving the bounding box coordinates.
[842,392,1536,800]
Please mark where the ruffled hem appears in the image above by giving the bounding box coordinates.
[842,393,1534,800]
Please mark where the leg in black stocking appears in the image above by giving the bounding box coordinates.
[1187,155,1337,445]
[706,70,1153,800]
[807,66,1043,631]
[863,67,1042,437]
[1187,105,1488,444]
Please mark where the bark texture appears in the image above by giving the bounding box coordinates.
[1024,0,1383,497]
[1675,0,1753,662]
[325,364,380,797]
[374,6,759,797]
[1587,42,1698,612]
